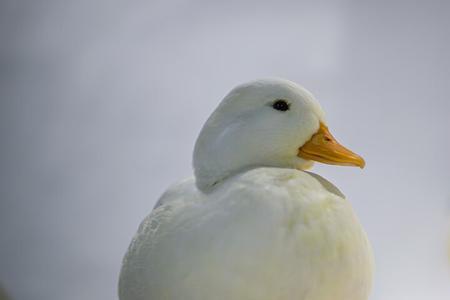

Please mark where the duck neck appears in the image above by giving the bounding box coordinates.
[193,142,293,193]
[192,141,243,192]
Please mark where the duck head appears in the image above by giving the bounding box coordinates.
[193,78,364,191]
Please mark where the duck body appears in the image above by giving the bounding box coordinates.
[119,78,373,299]
[119,167,373,300]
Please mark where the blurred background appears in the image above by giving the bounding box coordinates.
[1,0,450,299]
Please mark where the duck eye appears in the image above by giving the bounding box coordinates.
[272,100,290,111]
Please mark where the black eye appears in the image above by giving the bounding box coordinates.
[272,100,290,111]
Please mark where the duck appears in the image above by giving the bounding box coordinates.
[118,78,374,300]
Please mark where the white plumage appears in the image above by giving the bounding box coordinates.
[119,79,373,300]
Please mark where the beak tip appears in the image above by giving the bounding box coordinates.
[358,158,366,169]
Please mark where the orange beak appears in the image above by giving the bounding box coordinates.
[298,123,365,168]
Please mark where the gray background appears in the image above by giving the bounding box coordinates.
[1,0,450,299]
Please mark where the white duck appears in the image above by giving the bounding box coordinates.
[119,78,373,300]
